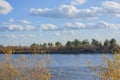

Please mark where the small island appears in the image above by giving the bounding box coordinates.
[0,38,120,54]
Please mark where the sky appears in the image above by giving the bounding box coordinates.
[0,0,120,46]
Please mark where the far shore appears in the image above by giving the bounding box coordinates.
[0,50,114,54]
[0,38,119,54]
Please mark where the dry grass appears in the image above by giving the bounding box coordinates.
[89,51,120,80]
[0,46,51,80]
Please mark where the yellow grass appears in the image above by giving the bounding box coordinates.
[89,51,120,80]
[0,46,51,80]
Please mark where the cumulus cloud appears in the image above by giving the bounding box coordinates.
[24,25,35,31]
[3,24,24,31]
[86,21,120,29]
[18,20,31,24]
[0,19,35,31]
[0,0,13,14]
[40,21,120,31]
[0,19,119,32]
[29,1,120,19]
[0,23,35,31]
[109,0,120,3]
[30,5,100,19]
[102,1,120,17]
[40,24,58,31]
[63,30,78,35]
[39,21,120,31]
[62,21,120,30]
[71,0,86,5]
[63,22,85,29]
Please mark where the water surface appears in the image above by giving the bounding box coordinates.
[0,53,113,80]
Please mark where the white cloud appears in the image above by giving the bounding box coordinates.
[0,19,35,31]
[63,23,74,28]
[24,25,35,31]
[109,0,120,3]
[63,30,78,35]
[59,5,78,16]
[30,5,100,19]
[30,8,53,16]
[0,23,35,31]
[102,1,120,8]
[71,0,86,5]
[98,21,120,29]
[9,18,14,22]
[0,18,119,32]
[63,22,85,29]
[3,24,24,31]
[29,1,120,19]
[87,21,120,29]
[62,21,120,30]
[74,22,85,28]
[102,1,120,17]
[0,0,13,14]
[18,20,31,24]
[40,24,58,30]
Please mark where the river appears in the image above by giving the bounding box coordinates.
[0,53,113,80]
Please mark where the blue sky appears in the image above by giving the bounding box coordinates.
[0,0,120,46]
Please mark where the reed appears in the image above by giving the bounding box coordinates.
[0,46,51,80]
[89,51,120,80]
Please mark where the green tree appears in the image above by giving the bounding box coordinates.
[66,41,74,48]
[110,38,116,47]
[30,43,39,48]
[55,41,62,48]
[43,43,47,48]
[104,39,110,48]
[91,39,103,47]
[73,39,81,47]
[48,43,53,48]
[91,39,99,46]
[91,39,98,45]
[82,39,89,45]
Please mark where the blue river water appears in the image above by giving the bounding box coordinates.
[0,53,113,80]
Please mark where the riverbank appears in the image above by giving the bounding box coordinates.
[0,49,114,54]
[0,38,119,54]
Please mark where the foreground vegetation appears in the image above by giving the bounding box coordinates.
[0,47,51,80]
[89,51,120,80]
[0,38,120,54]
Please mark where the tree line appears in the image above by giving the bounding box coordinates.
[0,38,120,54]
